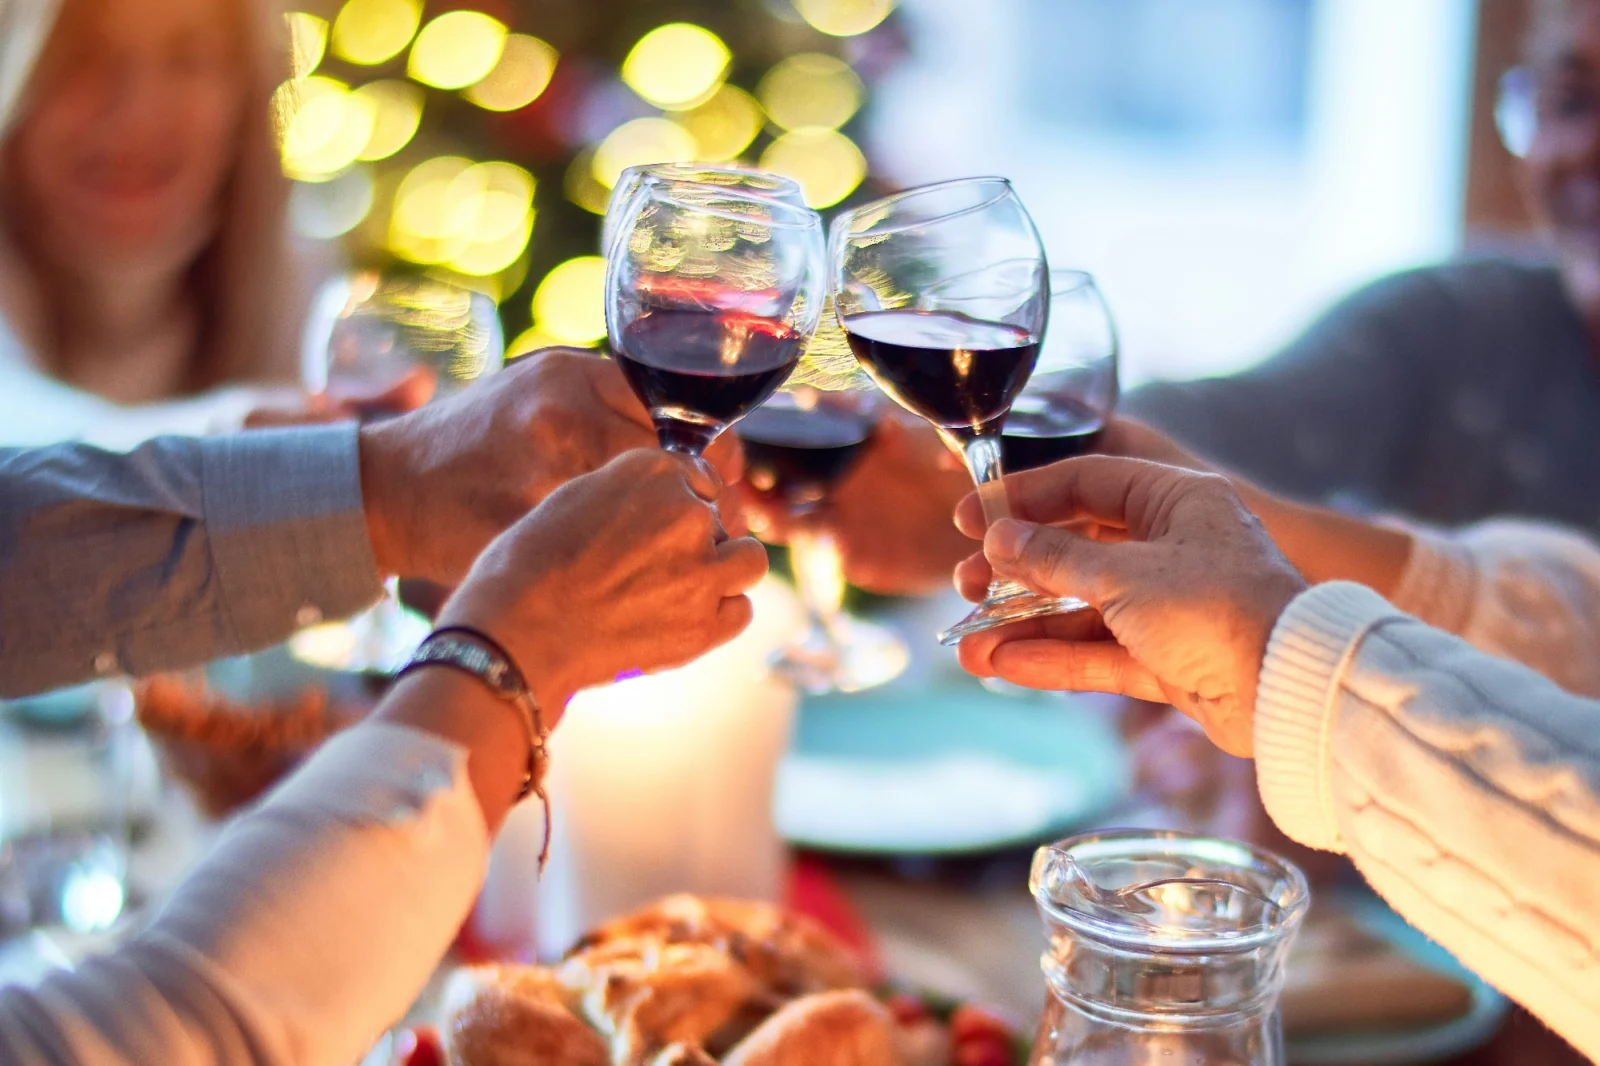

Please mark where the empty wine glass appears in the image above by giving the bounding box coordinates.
[830,176,1085,646]
[601,164,806,258]
[606,182,826,456]
[289,272,504,675]
[738,327,910,694]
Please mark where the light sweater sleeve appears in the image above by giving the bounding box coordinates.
[1386,519,1600,698]
[0,723,492,1066]
[1255,582,1600,1061]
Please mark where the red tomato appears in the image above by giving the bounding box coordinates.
[394,1026,444,1066]
[885,992,931,1025]
[954,1034,1013,1066]
[949,1004,1012,1043]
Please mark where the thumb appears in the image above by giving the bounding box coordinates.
[984,518,1114,604]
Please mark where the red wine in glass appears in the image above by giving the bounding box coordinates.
[840,310,1040,442]
[738,403,874,505]
[615,307,805,453]
[1000,397,1105,472]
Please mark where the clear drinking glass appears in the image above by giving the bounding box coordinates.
[737,326,910,693]
[601,164,806,258]
[829,177,1083,645]
[606,183,826,456]
[1028,829,1310,1066]
[290,272,505,675]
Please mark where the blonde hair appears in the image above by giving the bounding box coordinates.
[0,0,303,391]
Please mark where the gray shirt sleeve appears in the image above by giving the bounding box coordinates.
[0,425,383,697]
[1123,270,1444,508]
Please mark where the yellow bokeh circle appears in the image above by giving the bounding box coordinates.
[794,0,894,37]
[591,117,698,189]
[620,23,730,109]
[757,53,863,131]
[286,12,327,78]
[408,10,508,91]
[330,0,421,66]
[351,80,423,161]
[759,127,867,208]
[532,257,609,345]
[464,34,558,112]
[672,85,763,161]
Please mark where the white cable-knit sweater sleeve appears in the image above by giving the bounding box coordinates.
[1255,582,1600,1061]
[1385,519,1600,698]
[0,723,492,1066]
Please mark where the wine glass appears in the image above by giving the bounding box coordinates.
[738,327,910,693]
[1001,270,1118,473]
[289,272,504,675]
[829,176,1084,646]
[606,182,827,456]
[601,164,806,258]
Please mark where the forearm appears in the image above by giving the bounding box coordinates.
[0,719,494,1066]
[1235,483,1413,596]
[1256,583,1600,1059]
[0,428,382,697]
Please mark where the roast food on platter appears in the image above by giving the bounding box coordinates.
[442,895,1021,1066]
[135,676,363,817]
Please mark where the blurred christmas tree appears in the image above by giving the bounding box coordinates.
[276,0,905,353]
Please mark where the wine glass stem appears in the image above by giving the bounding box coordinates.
[790,525,846,639]
[961,432,1032,603]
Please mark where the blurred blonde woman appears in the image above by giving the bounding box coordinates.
[0,0,321,447]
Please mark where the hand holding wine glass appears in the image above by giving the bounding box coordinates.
[829,177,1085,645]
[606,182,826,457]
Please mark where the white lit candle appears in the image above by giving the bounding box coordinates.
[478,576,805,958]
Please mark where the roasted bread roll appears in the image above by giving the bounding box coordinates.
[445,971,609,1066]
[722,990,903,1066]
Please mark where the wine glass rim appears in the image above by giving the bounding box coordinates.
[834,176,1016,239]
[625,162,803,193]
[643,183,822,229]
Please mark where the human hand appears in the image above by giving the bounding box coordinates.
[437,449,768,715]
[952,457,1307,755]
[737,413,972,595]
[357,348,743,584]
[242,368,438,428]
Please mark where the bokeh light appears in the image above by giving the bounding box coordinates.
[793,0,894,37]
[290,166,375,239]
[464,33,558,111]
[673,85,763,161]
[330,0,422,66]
[565,149,611,215]
[352,80,423,161]
[620,23,730,109]
[757,53,863,131]
[760,127,866,208]
[508,325,565,358]
[408,10,508,91]
[280,76,377,181]
[286,12,327,78]
[389,157,536,275]
[532,256,608,345]
[592,117,697,188]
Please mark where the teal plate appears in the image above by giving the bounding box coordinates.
[774,687,1128,855]
[1286,891,1510,1065]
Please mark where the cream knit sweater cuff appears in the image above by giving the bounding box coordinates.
[1254,581,1400,852]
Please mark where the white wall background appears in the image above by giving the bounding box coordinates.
[864,0,1480,386]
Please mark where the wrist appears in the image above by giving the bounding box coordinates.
[377,668,528,824]
[358,421,412,578]
[434,603,576,725]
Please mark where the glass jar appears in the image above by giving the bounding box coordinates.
[1028,829,1310,1066]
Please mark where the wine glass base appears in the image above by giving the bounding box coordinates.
[936,591,1091,647]
[771,616,910,695]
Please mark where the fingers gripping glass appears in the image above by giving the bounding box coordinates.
[606,184,827,457]
[829,177,1089,646]
[291,272,504,675]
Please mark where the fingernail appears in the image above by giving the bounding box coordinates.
[986,519,1034,562]
[687,457,722,500]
